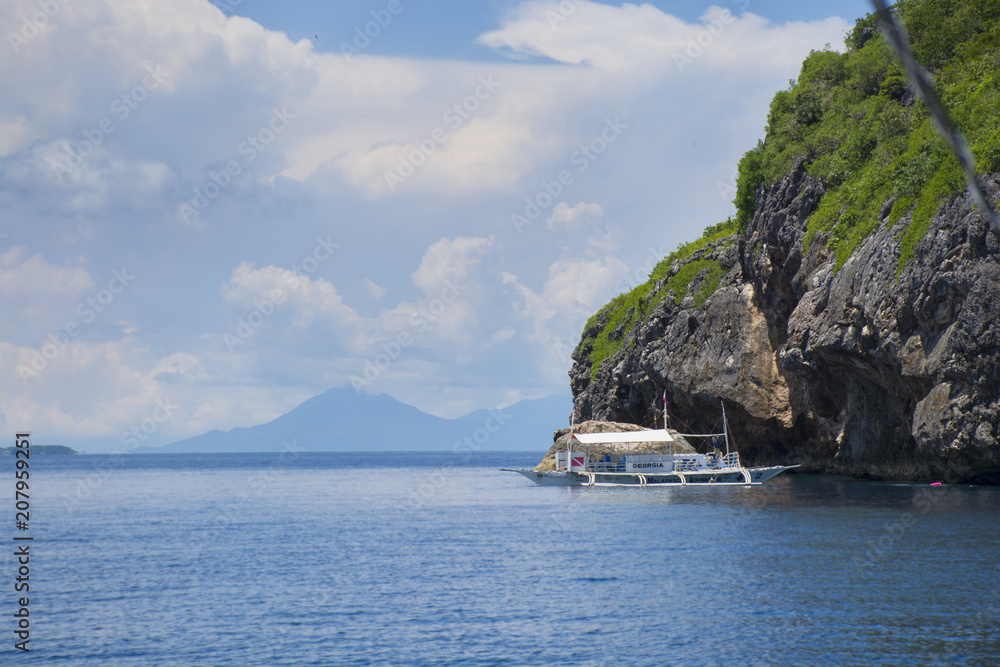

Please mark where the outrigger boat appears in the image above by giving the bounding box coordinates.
[503,402,797,487]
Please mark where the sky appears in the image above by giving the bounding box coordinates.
[0,0,873,452]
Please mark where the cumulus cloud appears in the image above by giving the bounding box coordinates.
[375,236,495,348]
[1,140,176,212]
[547,200,604,230]
[0,0,859,443]
[364,278,387,300]
[221,262,363,344]
[216,235,497,379]
[0,247,97,344]
[0,0,849,206]
[0,246,92,299]
[0,116,39,157]
[480,2,850,72]
[411,235,493,294]
[503,252,628,382]
[0,337,192,440]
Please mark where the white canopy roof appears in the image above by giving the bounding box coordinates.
[572,429,674,444]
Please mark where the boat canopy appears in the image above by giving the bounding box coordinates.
[572,429,674,444]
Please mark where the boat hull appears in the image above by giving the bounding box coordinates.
[502,465,797,487]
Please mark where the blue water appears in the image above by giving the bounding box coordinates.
[4,451,1000,665]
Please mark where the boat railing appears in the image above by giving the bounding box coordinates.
[587,461,626,473]
[673,453,742,472]
[673,456,710,472]
[582,452,742,474]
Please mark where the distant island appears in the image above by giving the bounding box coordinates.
[0,445,79,455]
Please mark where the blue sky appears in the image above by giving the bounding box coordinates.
[1,0,872,452]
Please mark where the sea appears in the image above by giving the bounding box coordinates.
[4,450,1000,666]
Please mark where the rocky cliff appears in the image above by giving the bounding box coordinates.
[570,165,1000,483]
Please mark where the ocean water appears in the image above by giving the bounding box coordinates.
[4,451,1000,666]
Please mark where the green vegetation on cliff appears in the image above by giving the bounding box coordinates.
[580,220,736,380]
[578,0,1000,380]
[736,0,1000,272]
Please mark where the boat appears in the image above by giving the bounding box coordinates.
[503,401,797,487]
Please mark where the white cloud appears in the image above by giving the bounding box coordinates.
[0,247,96,343]
[411,235,493,294]
[364,277,387,300]
[0,246,92,299]
[0,139,176,215]
[504,252,628,381]
[488,327,516,346]
[585,225,620,253]
[480,1,690,70]
[479,2,849,73]
[0,0,849,206]
[0,337,190,440]
[0,0,861,440]
[517,255,629,325]
[221,262,363,342]
[217,235,497,374]
[0,335,319,447]
[547,200,604,230]
[374,236,496,348]
[0,116,39,157]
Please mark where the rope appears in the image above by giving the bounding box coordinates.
[871,0,1000,237]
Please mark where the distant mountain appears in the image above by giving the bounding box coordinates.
[137,388,570,453]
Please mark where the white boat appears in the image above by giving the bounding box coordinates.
[503,402,797,487]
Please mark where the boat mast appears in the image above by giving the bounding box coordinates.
[568,402,575,471]
[721,400,730,457]
[662,390,669,456]
[654,394,662,454]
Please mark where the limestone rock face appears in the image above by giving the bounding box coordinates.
[571,165,1000,483]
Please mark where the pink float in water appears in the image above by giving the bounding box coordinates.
[930,482,942,486]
